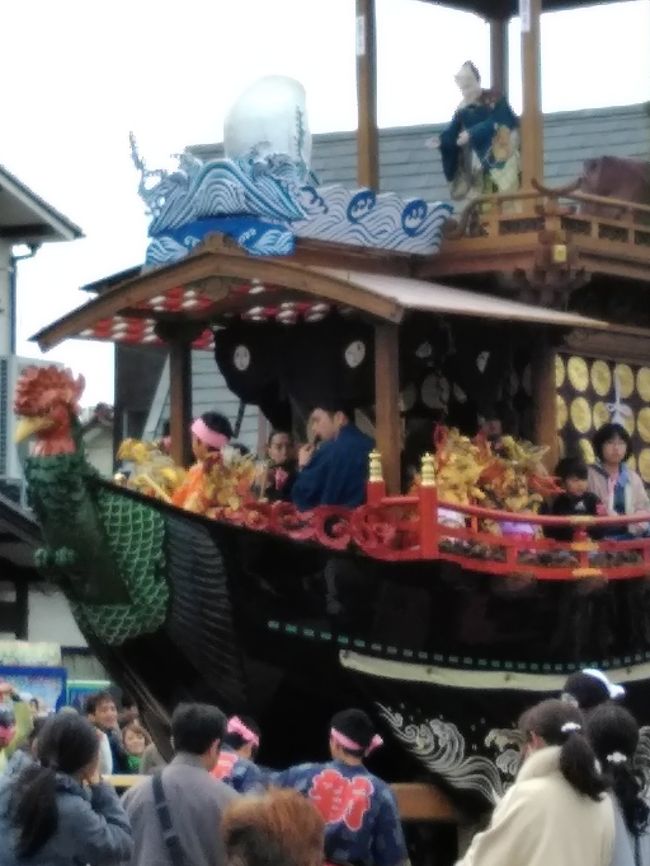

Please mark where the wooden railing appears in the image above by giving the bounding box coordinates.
[105,776,458,822]
[444,181,650,245]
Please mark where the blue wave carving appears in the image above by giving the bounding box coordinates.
[135,147,452,264]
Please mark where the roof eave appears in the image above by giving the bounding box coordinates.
[0,165,83,243]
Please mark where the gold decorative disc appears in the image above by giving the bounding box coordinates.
[570,396,592,433]
[638,407,650,443]
[615,364,634,399]
[579,438,596,464]
[593,401,610,429]
[638,449,650,483]
[568,357,589,392]
[637,368,650,403]
[556,394,568,430]
[590,360,611,397]
[555,355,565,389]
[623,412,636,436]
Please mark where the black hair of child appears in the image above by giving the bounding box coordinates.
[555,456,588,481]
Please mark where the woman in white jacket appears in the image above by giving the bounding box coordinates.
[457,699,615,866]
[588,703,650,866]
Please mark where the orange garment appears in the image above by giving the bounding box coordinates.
[171,463,206,511]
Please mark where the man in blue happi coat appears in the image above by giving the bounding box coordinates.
[292,402,374,511]
[274,708,408,866]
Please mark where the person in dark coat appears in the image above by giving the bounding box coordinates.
[85,691,129,774]
[543,456,605,541]
[292,404,374,511]
[0,712,132,866]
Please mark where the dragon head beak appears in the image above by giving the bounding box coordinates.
[14,416,54,444]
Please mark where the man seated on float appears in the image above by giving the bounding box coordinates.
[171,411,233,510]
[211,715,265,794]
[291,403,374,511]
[274,708,408,866]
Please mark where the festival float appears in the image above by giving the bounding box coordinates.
[13,0,650,819]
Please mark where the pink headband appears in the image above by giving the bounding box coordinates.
[331,727,383,757]
[191,418,229,451]
[228,716,260,748]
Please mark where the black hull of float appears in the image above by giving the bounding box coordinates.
[66,484,650,813]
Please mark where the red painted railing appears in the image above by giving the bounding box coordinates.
[203,476,650,581]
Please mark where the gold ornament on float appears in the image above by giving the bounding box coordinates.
[614,364,634,398]
[555,355,565,388]
[638,407,650,443]
[593,401,610,429]
[638,449,650,483]
[556,394,568,430]
[591,360,612,397]
[557,436,566,459]
[570,397,592,433]
[579,438,596,464]
[568,357,589,392]
[637,368,650,403]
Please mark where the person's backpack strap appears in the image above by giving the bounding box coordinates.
[152,771,187,866]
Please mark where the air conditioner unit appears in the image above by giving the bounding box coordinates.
[0,356,61,481]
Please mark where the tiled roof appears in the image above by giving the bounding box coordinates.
[192,103,650,203]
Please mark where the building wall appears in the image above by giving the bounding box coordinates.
[27,586,87,647]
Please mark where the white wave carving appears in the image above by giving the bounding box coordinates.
[378,704,505,804]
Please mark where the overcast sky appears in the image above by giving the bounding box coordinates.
[3,0,649,405]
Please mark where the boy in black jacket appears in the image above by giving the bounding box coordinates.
[544,456,605,541]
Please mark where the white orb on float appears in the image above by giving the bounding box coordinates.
[223,76,312,167]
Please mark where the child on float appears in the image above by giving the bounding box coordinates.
[275,708,408,866]
[543,456,606,541]
[457,699,614,866]
[171,412,234,510]
[211,715,266,794]
[588,423,650,538]
[253,431,297,502]
[587,702,650,866]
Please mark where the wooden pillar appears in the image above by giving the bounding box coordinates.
[520,0,544,188]
[532,335,558,471]
[169,339,193,468]
[490,17,509,96]
[356,0,379,189]
[374,322,401,494]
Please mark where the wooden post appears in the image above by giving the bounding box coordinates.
[374,322,401,494]
[520,0,543,188]
[356,0,379,189]
[169,339,193,468]
[490,17,509,96]
[532,335,558,471]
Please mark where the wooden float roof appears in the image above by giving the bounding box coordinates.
[32,235,650,353]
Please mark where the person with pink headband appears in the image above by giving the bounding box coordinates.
[211,715,265,794]
[172,411,234,510]
[275,708,407,866]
